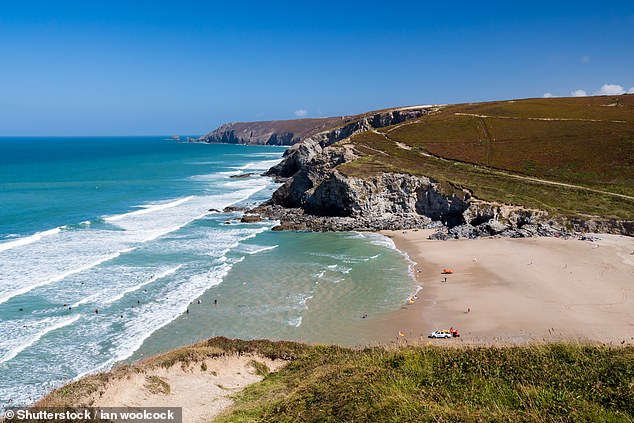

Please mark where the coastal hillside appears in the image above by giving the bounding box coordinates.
[198,117,345,145]
[262,95,634,236]
[39,338,634,422]
[198,106,433,145]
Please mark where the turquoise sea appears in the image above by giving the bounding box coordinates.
[0,137,416,408]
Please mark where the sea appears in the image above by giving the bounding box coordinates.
[0,136,416,408]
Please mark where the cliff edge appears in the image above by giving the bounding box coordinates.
[259,96,634,237]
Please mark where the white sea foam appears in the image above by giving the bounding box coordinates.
[0,315,80,364]
[287,317,302,327]
[241,244,278,255]
[0,247,136,305]
[324,264,351,274]
[0,227,61,253]
[71,293,101,308]
[354,231,398,250]
[104,196,195,222]
[0,184,272,308]
[237,159,282,172]
[74,262,236,380]
[101,265,183,305]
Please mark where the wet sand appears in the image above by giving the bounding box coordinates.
[371,231,634,346]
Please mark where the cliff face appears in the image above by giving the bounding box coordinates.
[268,107,433,177]
[200,107,433,147]
[264,122,633,237]
[200,122,297,145]
[198,116,349,146]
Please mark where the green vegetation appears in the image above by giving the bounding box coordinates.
[36,338,633,421]
[144,375,170,395]
[248,359,271,377]
[341,96,634,220]
[218,341,633,422]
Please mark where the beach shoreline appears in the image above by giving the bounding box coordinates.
[369,230,634,346]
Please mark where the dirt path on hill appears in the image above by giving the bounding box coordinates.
[371,125,634,201]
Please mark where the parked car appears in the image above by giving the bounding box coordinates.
[428,330,452,339]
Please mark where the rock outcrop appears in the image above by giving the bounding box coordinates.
[206,106,630,238]
[199,107,434,147]
[254,126,632,237]
[267,107,434,177]
[198,117,346,146]
[262,148,562,237]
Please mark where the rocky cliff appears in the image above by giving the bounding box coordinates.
[199,107,433,146]
[198,118,340,145]
[267,107,434,177]
[259,114,633,237]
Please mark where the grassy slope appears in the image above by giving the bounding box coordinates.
[216,341,633,422]
[39,338,633,422]
[340,96,634,220]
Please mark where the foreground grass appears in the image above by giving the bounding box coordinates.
[217,342,633,422]
[35,338,633,422]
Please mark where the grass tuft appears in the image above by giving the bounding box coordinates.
[144,375,170,395]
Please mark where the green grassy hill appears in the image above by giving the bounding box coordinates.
[39,338,633,422]
[217,341,633,422]
[340,95,634,220]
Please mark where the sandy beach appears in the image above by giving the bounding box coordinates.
[372,231,634,345]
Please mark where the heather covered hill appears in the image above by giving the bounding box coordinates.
[380,95,634,195]
[336,96,634,221]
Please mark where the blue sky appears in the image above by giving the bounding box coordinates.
[1,1,633,135]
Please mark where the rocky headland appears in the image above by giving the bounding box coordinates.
[198,106,431,146]
[212,98,634,239]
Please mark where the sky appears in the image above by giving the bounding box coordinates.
[1,1,633,136]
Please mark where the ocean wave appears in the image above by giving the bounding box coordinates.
[241,244,278,255]
[0,315,80,365]
[71,293,101,308]
[0,227,61,253]
[237,159,282,172]
[104,197,195,223]
[0,247,136,305]
[74,262,236,380]
[101,265,183,306]
[353,232,398,250]
[287,317,302,327]
[325,264,352,274]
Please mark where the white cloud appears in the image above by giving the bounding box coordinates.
[581,55,590,63]
[571,89,587,97]
[594,83,625,96]
[294,109,307,117]
[628,87,634,94]
[542,92,555,98]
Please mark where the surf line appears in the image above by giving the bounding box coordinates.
[0,315,81,364]
[0,227,62,254]
[0,248,136,305]
[101,265,183,305]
